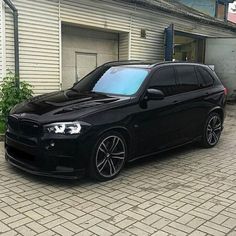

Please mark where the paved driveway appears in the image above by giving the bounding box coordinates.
[0,105,236,236]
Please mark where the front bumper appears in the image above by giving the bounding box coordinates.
[5,133,86,179]
[5,151,85,179]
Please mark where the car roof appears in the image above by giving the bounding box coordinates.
[102,60,158,68]
[102,60,209,69]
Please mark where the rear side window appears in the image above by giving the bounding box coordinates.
[196,67,214,88]
[175,65,199,93]
[149,66,177,96]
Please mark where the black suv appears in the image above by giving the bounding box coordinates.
[5,61,227,181]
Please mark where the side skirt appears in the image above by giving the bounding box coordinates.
[127,136,202,163]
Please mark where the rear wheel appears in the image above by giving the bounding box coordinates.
[201,112,222,148]
[89,131,127,181]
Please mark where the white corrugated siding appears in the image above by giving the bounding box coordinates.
[0,0,3,81]
[130,5,236,60]
[60,0,132,33]
[5,4,14,75]
[5,0,60,95]
[119,32,130,60]
[3,0,236,94]
[0,1,8,83]
[60,0,132,62]
[60,0,236,61]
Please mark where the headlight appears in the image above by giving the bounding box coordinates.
[44,122,82,135]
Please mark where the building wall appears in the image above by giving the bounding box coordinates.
[177,0,216,17]
[0,0,3,81]
[228,12,236,23]
[205,38,236,98]
[5,3,14,78]
[62,25,119,89]
[1,0,236,95]
[2,0,60,94]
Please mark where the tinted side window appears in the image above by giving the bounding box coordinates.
[149,67,177,96]
[175,65,199,93]
[196,67,214,88]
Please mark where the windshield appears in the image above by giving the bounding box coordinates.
[72,66,149,96]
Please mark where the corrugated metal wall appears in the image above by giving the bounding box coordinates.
[119,32,130,60]
[0,0,3,81]
[3,0,60,95]
[5,3,14,75]
[1,0,236,94]
[60,0,132,61]
[60,0,132,33]
[130,5,236,60]
[17,0,60,95]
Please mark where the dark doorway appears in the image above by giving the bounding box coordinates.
[174,32,205,63]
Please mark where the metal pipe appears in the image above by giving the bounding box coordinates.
[3,0,19,88]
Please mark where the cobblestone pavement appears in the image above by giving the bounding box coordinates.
[0,105,236,236]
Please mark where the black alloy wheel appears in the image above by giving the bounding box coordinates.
[201,112,222,148]
[89,131,127,181]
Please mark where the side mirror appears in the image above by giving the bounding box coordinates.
[146,88,165,100]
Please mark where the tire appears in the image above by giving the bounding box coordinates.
[89,131,127,181]
[201,112,222,148]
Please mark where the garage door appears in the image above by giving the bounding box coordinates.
[62,25,119,89]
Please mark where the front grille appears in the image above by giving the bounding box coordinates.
[8,116,19,132]
[19,120,41,136]
[7,133,37,146]
[8,115,42,138]
[7,146,35,164]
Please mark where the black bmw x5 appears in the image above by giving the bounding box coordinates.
[5,61,227,181]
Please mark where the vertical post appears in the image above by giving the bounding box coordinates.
[164,23,174,61]
[224,2,228,21]
[13,10,19,88]
[215,0,219,18]
[3,0,20,88]
[59,0,62,90]
[1,0,6,77]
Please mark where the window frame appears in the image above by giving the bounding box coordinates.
[195,66,215,89]
[147,65,178,97]
[215,0,228,21]
[174,64,200,94]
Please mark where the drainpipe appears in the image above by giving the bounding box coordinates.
[3,0,19,88]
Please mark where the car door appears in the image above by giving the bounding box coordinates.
[194,65,219,136]
[133,65,186,157]
[173,64,206,141]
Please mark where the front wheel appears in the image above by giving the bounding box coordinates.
[201,112,222,148]
[89,131,127,181]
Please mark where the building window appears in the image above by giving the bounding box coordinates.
[216,0,228,21]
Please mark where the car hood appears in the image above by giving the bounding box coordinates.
[10,90,131,124]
